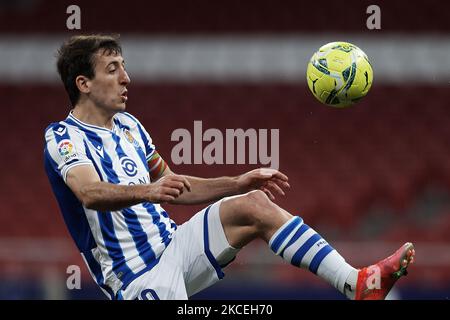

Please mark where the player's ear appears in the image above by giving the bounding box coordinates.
[75,75,91,94]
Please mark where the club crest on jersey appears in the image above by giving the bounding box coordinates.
[124,129,140,148]
[58,139,77,162]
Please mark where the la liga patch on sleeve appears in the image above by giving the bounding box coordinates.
[58,139,78,163]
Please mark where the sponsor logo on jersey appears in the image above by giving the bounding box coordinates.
[121,157,138,177]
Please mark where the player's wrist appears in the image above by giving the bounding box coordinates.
[129,184,152,203]
[234,174,247,194]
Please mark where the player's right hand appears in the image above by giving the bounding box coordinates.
[146,174,191,203]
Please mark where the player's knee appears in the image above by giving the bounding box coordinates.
[245,189,270,206]
[221,190,276,241]
[239,190,273,228]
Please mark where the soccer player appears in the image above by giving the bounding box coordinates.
[44,35,415,300]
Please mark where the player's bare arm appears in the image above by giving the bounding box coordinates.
[148,151,290,204]
[160,166,290,205]
[66,164,191,211]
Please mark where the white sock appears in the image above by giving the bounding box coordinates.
[342,268,358,300]
[317,251,358,299]
[269,216,358,299]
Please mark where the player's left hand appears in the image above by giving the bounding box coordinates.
[236,168,290,201]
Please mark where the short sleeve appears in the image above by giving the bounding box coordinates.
[44,123,93,183]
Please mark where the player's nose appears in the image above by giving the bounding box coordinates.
[120,69,131,85]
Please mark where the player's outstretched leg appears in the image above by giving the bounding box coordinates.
[269,217,415,300]
[219,190,415,300]
[354,242,415,300]
[267,215,359,299]
[268,216,415,300]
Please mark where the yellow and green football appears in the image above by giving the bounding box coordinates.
[306,41,373,108]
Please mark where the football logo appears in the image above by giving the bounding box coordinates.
[58,139,77,162]
[58,140,73,156]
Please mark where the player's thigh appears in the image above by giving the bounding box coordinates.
[179,200,239,297]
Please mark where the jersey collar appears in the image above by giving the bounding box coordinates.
[67,111,118,133]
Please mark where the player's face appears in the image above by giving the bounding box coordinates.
[88,50,130,113]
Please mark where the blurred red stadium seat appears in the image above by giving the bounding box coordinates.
[1,84,448,246]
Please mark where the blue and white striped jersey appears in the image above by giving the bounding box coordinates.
[44,111,177,299]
